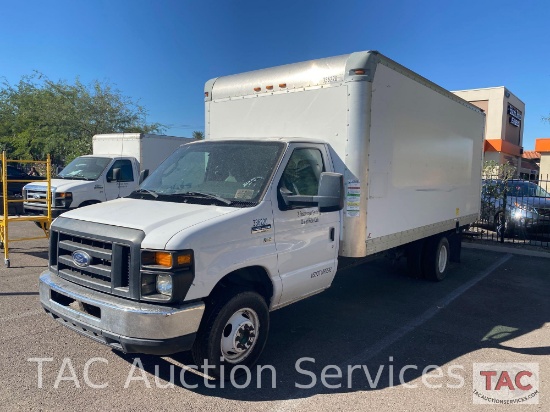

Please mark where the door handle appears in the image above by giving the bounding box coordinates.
[329,227,335,242]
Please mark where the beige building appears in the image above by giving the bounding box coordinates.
[536,138,550,181]
[453,87,525,174]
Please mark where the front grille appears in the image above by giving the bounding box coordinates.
[50,217,145,300]
[58,233,120,287]
[24,188,49,206]
[538,208,550,218]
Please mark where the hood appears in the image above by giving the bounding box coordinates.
[24,179,93,192]
[60,197,242,247]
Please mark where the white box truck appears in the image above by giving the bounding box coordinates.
[23,133,190,217]
[38,51,485,378]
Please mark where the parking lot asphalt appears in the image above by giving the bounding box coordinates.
[0,221,548,411]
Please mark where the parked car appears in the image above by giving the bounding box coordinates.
[481,179,550,237]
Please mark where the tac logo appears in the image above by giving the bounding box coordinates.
[473,363,539,405]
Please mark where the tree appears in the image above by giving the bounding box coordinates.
[192,130,204,140]
[481,160,517,242]
[0,72,164,165]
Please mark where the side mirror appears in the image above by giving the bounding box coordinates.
[139,169,150,184]
[107,168,121,183]
[317,172,344,212]
[279,172,344,212]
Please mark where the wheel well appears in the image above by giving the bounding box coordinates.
[80,200,101,207]
[209,266,274,306]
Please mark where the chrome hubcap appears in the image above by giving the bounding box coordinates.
[438,244,448,273]
[220,308,259,363]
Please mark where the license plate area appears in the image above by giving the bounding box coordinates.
[51,290,101,319]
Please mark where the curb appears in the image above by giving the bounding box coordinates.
[462,242,550,259]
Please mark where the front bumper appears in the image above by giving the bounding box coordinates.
[39,271,205,355]
[24,203,67,218]
[509,213,550,235]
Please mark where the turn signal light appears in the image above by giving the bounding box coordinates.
[142,250,193,269]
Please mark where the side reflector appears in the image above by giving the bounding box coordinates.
[279,83,287,88]
[176,254,192,265]
[254,87,261,92]
[204,92,209,97]
[354,69,366,75]
[266,85,273,90]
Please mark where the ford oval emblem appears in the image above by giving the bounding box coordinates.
[72,250,92,268]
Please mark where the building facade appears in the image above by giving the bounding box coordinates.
[453,87,525,174]
[536,138,550,181]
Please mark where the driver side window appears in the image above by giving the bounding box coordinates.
[278,148,325,209]
[107,159,134,182]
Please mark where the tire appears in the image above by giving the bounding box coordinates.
[34,221,50,230]
[422,235,450,282]
[192,290,269,380]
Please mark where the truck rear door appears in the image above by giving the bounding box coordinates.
[270,143,340,306]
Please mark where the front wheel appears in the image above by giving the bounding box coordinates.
[192,290,269,379]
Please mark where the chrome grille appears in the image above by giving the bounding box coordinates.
[50,217,144,300]
[58,233,115,287]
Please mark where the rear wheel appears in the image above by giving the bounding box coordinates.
[192,290,269,379]
[422,235,450,281]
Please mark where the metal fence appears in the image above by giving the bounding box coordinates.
[468,174,550,248]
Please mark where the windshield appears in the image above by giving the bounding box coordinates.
[137,141,285,206]
[58,157,111,180]
[506,181,550,198]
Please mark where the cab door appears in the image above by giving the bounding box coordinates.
[271,143,340,306]
[104,158,137,200]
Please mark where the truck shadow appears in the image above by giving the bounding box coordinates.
[114,249,549,401]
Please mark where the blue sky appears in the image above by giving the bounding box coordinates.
[1,0,549,150]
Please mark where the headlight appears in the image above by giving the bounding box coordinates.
[57,192,72,199]
[513,202,535,213]
[55,192,73,207]
[140,249,194,303]
[156,274,173,296]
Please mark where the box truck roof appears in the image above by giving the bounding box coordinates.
[194,136,327,145]
[205,50,482,115]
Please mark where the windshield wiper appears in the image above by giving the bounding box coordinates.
[176,191,232,205]
[131,188,159,198]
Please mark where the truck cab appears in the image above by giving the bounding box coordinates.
[23,133,188,217]
[23,155,140,217]
[40,138,343,376]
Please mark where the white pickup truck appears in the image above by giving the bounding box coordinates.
[38,51,485,378]
[23,133,189,217]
